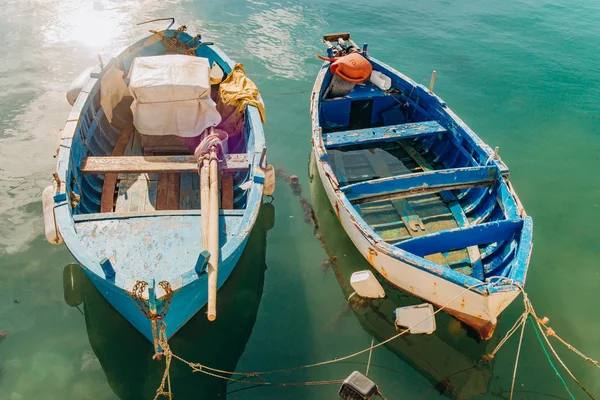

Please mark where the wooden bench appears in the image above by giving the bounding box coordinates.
[80,154,249,174]
[323,120,447,149]
[395,219,524,258]
[342,165,499,203]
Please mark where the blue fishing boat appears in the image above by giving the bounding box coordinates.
[310,33,533,340]
[43,20,272,346]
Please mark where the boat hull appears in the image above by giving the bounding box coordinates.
[77,232,249,342]
[313,153,519,340]
[52,28,267,344]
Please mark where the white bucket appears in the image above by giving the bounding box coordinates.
[369,70,391,91]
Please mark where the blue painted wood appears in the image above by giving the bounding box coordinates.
[496,181,520,219]
[195,250,210,275]
[343,165,499,201]
[100,257,116,280]
[148,278,156,312]
[52,28,266,344]
[484,241,517,276]
[372,97,401,125]
[321,98,351,128]
[324,121,446,149]
[396,219,524,257]
[508,216,533,284]
[344,82,390,100]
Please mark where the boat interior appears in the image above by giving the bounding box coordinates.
[70,60,253,218]
[317,67,530,282]
[73,100,252,216]
[60,30,262,282]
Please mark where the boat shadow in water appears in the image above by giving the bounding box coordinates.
[64,204,273,400]
[308,152,500,399]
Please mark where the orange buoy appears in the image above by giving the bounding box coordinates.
[317,53,372,83]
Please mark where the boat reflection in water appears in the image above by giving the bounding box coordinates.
[63,204,273,399]
[309,153,499,399]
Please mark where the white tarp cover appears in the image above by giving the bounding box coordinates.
[100,66,128,123]
[128,55,211,102]
[128,55,221,137]
[131,98,221,137]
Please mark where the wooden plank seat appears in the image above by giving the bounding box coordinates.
[342,165,499,203]
[323,120,447,149]
[395,219,524,257]
[80,154,249,174]
[399,142,485,279]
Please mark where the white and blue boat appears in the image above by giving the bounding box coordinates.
[310,33,533,340]
[44,21,269,345]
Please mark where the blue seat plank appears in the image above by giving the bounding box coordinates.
[396,219,524,257]
[324,120,446,149]
[342,165,499,202]
[400,143,485,280]
[361,149,429,239]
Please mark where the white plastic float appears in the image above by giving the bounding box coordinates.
[350,270,386,299]
[66,67,94,106]
[394,303,436,334]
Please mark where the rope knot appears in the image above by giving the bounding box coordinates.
[480,354,494,363]
[193,127,229,164]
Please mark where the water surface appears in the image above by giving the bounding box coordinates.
[1,0,599,398]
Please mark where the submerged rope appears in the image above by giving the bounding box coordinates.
[366,337,375,376]
[509,311,528,399]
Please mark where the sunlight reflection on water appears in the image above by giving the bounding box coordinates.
[243,4,325,80]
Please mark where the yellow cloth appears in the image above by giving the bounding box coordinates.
[216,64,266,135]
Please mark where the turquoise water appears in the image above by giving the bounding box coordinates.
[1,0,599,398]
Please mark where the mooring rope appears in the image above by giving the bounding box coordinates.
[509,309,528,399]
[530,316,576,400]
[147,277,598,399]
[366,337,375,376]
[526,298,596,400]
[150,280,494,399]
[261,88,312,95]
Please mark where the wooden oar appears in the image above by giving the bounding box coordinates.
[206,148,220,321]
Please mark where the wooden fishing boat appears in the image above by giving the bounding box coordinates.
[310,33,533,340]
[45,20,271,346]
[65,204,270,398]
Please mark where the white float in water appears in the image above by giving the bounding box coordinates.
[394,303,436,334]
[350,270,386,299]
